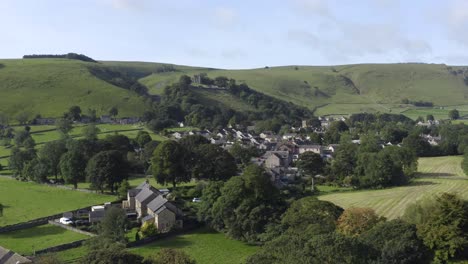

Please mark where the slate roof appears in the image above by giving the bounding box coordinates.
[147,195,168,212]
[135,187,159,204]
[0,246,31,264]
[141,215,154,222]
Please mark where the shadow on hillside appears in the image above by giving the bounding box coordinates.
[417,172,455,177]
[7,224,67,238]
[409,181,437,186]
[152,236,194,249]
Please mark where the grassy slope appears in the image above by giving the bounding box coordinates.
[0,59,148,118]
[140,63,468,116]
[0,225,88,255]
[0,177,113,226]
[130,227,258,264]
[319,156,468,219]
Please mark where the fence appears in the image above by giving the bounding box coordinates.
[0,213,63,233]
[47,220,96,237]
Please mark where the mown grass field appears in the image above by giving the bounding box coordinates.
[0,225,89,255]
[130,227,258,264]
[0,177,113,226]
[319,156,468,219]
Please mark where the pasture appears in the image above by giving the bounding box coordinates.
[319,156,468,219]
[0,225,88,255]
[130,227,258,264]
[0,177,113,226]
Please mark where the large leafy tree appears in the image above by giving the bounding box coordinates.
[86,150,129,193]
[60,149,86,189]
[135,131,152,148]
[403,193,468,263]
[151,140,190,188]
[296,151,325,177]
[82,123,101,141]
[336,207,384,237]
[206,165,284,243]
[360,219,432,264]
[38,140,67,180]
[193,144,237,181]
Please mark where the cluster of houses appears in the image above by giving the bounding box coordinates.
[170,126,341,187]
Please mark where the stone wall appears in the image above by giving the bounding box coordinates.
[47,220,96,237]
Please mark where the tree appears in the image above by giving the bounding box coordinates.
[56,118,73,135]
[117,179,130,199]
[102,134,133,153]
[192,144,237,181]
[109,106,118,117]
[151,141,190,188]
[324,121,349,144]
[142,141,159,162]
[60,149,86,189]
[135,131,152,148]
[83,241,142,264]
[179,75,192,87]
[209,165,284,243]
[99,207,129,243]
[296,151,325,177]
[0,203,4,216]
[360,219,432,264]
[336,207,384,237]
[229,142,258,166]
[66,105,82,121]
[281,196,343,237]
[15,112,30,125]
[140,221,158,238]
[403,193,468,263]
[330,135,358,182]
[427,114,435,121]
[39,140,67,179]
[143,249,196,264]
[22,158,48,182]
[449,109,460,120]
[9,147,36,178]
[14,129,32,147]
[214,76,229,87]
[82,124,101,141]
[86,150,129,193]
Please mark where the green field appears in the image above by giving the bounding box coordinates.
[130,227,258,264]
[319,156,468,219]
[0,177,113,226]
[0,225,88,255]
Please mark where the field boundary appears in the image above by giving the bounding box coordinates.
[47,220,96,237]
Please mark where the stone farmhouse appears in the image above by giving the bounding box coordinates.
[122,181,183,233]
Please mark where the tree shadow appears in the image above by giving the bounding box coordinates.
[409,181,437,186]
[7,225,67,238]
[417,172,455,177]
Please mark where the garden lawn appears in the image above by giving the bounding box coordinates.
[0,224,89,255]
[0,177,114,226]
[130,227,258,264]
[319,156,468,219]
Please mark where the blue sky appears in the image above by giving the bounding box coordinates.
[1,0,468,69]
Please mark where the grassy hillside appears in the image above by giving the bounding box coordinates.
[139,63,468,117]
[2,58,468,118]
[0,59,149,118]
[319,156,468,219]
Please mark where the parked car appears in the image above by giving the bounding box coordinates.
[74,219,89,226]
[192,198,202,203]
[59,217,73,225]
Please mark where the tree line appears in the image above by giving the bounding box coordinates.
[23,53,97,63]
[144,75,312,132]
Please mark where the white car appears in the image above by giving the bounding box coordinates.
[59,217,73,225]
[192,198,202,203]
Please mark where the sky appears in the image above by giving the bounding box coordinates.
[1,0,468,69]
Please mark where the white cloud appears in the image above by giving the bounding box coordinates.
[291,0,331,18]
[214,7,237,27]
[103,0,147,11]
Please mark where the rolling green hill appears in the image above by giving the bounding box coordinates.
[139,63,468,117]
[2,58,468,119]
[0,59,150,118]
